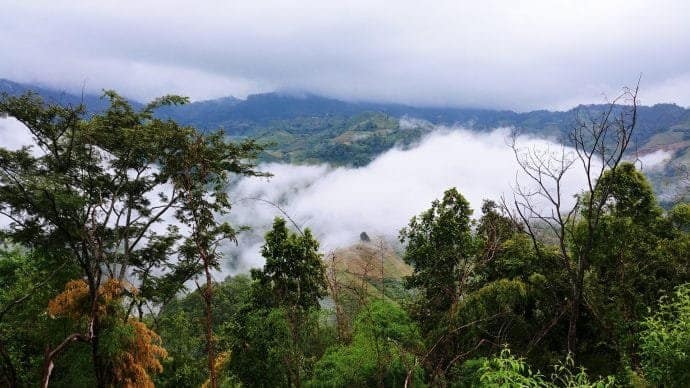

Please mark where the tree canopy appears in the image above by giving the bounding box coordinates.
[2,87,690,387]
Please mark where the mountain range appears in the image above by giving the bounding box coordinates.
[2,78,690,174]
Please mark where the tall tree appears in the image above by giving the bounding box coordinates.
[247,217,328,387]
[399,187,482,382]
[509,84,639,355]
[399,188,476,326]
[251,217,327,311]
[0,91,261,386]
[173,131,264,388]
[578,163,689,370]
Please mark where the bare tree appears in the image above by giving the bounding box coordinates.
[376,236,386,297]
[324,251,350,342]
[506,83,639,355]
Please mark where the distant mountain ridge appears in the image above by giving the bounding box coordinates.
[0,79,137,113]
[3,78,689,139]
[2,78,690,170]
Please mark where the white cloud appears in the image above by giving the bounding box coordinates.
[641,73,690,107]
[0,117,34,151]
[221,127,590,275]
[637,149,673,170]
[1,1,690,109]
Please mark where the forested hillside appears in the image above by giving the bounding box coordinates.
[1,87,690,387]
[4,79,690,170]
[8,0,690,385]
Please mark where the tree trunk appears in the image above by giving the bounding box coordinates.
[567,266,585,356]
[567,290,579,355]
[288,310,302,388]
[91,332,106,388]
[41,333,88,388]
[83,274,107,388]
[90,304,107,387]
[202,263,217,388]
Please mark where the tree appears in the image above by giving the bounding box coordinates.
[399,188,476,324]
[251,217,327,311]
[242,217,328,387]
[0,247,82,386]
[399,188,488,382]
[46,278,168,388]
[310,299,424,388]
[0,91,262,386]
[466,348,615,387]
[573,162,686,370]
[639,283,690,386]
[476,200,522,266]
[155,275,254,387]
[173,130,264,388]
[508,84,640,355]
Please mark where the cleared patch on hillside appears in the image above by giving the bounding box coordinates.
[324,239,412,304]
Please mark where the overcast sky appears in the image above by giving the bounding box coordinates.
[2,1,690,110]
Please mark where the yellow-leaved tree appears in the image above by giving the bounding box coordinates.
[47,278,167,387]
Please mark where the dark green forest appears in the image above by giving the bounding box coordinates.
[1,88,690,388]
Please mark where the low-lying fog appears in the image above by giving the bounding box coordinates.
[222,128,594,276]
[0,117,671,279]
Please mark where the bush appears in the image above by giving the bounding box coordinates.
[639,283,690,386]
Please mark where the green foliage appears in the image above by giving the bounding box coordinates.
[400,188,476,323]
[547,355,616,388]
[155,275,254,386]
[230,307,292,386]
[229,307,335,387]
[572,163,690,373]
[464,348,615,388]
[174,129,266,271]
[0,90,263,386]
[639,283,690,386]
[237,112,423,167]
[594,162,662,222]
[4,88,690,386]
[156,308,207,386]
[226,221,333,387]
[310,299,424,387]
[668,203,690,230]
[168,114,265,387]
[475,348,545,387]
[0,248,84,386]
[252,217,327,311]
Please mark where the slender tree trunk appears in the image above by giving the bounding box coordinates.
[567,288,580,355]
[294,363,301,388]
[326,254,348,342]
[92,334,106,388]
[202,262,217,388]
[41,333,88,388]
[41,347,57,388]
[568,253,592,357]
[88,284,106,388]
[92,328,113,388]
[288,309,302,388]
[567,261,586,356]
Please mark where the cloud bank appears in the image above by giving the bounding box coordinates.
[637,150,673,170]
[0,117,673,277]
[2,1,690,110]
[221,128,597,275]
[0,117,34,151]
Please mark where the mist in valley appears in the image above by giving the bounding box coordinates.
[221,126,600,276]
[0,116,672,278]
